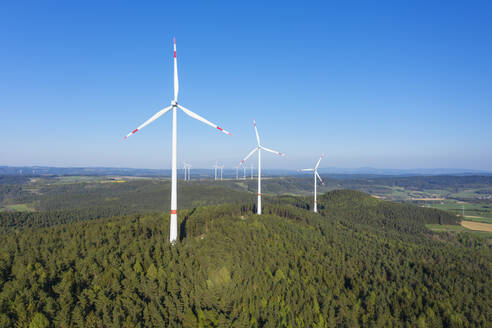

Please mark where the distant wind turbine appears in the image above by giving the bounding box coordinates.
[213,162,221,180]
[219,164,224,180]
[239,120,284,215]
[183,162,191,180]
[298,154,325,213]
[123,39,232,243]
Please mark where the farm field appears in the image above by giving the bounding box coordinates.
[461,221,492,232]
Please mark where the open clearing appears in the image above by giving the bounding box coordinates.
[461,221,492,232]
[0,204,33,212]
[426,224,492,236]
[463,216,492,224]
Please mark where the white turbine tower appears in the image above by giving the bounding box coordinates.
[298,154,325,213]
[239,120,284,215]
[213,162,221,180]
[219,164,224,180]
[123,39,232,243]
[183,162,191,180]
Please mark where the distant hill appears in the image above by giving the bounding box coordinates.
[1,165,490,178]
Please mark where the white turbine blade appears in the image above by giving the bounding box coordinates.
[315,154,325,170]
[298,168,314,172]
[177,104,232,136]
[239,147,258,165]
[315,171,324,185]
[261,146,285,156]
[173,38,179,102]
[123,106,172,139]
[253,120,261,145]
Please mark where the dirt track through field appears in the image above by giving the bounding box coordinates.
[461,221,492,232]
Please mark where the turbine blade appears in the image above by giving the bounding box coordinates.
[315,171,324,185]
[260,146,285,156]
[123,106,172,139]
[173,38,179,102]
[298,168,314,172]
[177,104,232,135]
[240,147,258,165]
[253,120,261,145]
[315,154,325,170]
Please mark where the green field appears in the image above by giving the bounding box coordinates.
[426,200,492,219]
[425,224,471,232]
[426,224,492,237]
[463,216,492,224]
[0,203,34,212]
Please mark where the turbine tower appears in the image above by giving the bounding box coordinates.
[124,39,232,243]
[298,154,325,213]
[213,162,221,180]
[183,162,191,180]
[219,164,224,180]
[239,120,284,215]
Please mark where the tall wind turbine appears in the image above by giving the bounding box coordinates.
[239,120,284,215]
[298,154,325,213]
[219,164,224,180]
[123,39,232,243]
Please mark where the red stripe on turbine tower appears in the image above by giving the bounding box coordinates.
[170,210,177,214]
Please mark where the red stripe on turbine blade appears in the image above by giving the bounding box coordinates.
[217,127,223,131]
[132,128,139,134]
[174,51,176,58]
[170,210,177,215]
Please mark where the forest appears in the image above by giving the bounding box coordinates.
[0,186,490,327]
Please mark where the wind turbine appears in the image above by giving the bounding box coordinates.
[239,120,284,215]
[213,162,221,180]
[219,164,224,180]
[298,154,325,213]
[123,39,232,243]
[183,162,191,180]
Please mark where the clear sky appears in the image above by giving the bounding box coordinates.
[1,1,491,170]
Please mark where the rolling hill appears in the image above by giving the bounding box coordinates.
[0,190,489,327]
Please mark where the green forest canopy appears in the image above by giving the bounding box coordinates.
[0,190,490,327]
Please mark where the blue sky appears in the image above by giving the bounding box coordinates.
[1,1,491,170]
